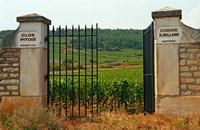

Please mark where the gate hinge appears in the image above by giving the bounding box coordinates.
[44,74,48,81]
[45,37,48,42]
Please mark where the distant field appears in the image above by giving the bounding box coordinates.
[49,43,143,69]
[99,66,142,82]
[98,49,142,66]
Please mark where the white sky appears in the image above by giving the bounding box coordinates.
[0,0,200,30]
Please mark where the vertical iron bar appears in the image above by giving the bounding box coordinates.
[47,25,50,106]
[96,23,99,116]
[78,25,81,116]
[52,26,55,105]
[143,28,145,113]
[59,26,62,116]
[72,25,74,117]
[84,25,87,116]
[65,25,68,117]
[151,22,155,112]
[91,25,94,117]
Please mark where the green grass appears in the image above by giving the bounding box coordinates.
[99,67,143,82]
[98,49,142,65]
[49,43,143,67]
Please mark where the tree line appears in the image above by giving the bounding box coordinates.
[99,29,142,50]
[0,29,143,50]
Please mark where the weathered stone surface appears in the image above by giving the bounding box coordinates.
[194,72,200,77]
[2,68,19,72]
[187,49,200,53]
[194,91,200,96]
[0,49,20,96]
[180,60,186,66]
[180,48,186,53]
[6,58,18,62]
[190,66,198,71]
[17,13,51,25]
[9,73,19,78]
[7,85,18,90]
[12,63,19,67]
[0,96,47,108]
[0,63,10,67]
[11,91,19,96]
[197,54,200,59]
[188,85,200,91]
[0,92,9,96]
[0,73,8,78]
[0,86,5,90]
[180,54,188,59]
[0,79,19,85]
[181,90,193,95]
[187,60,199,65]
[20,49,47,96]
[181,84,187,90]
[180,67,189,72]
[196,78,200,84]
[152,7,182,19]
[156,96,200,114]
[155,44,179,95]
[181,72,192,77]
[181,78,195,84]
[179,43,200,96]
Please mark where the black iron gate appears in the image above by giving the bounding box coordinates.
[143,22,155,114]
[47,24,99,117]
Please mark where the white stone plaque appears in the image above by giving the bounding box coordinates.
[157,26,182,43]
[17,31,40,48]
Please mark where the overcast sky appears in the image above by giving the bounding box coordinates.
[0,0,200,30]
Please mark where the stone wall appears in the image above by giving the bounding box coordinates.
[179,43,200,96]
[0,14,51,109]
[153,7,200,114]
[0,48,20,98]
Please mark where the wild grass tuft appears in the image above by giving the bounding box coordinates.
[0,106,61,129]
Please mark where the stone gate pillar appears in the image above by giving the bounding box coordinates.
[0,14,51,108]
[152,7,200,114]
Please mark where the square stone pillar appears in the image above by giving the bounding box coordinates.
[0,13,51,108]
[152,7,200,114]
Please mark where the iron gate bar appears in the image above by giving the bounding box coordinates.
[52,26,55,105]
[78,25,81,116]
[91,25,94,117]
[57,34,95,36]
[59,26,62,115]
[96,23,99,116]
[48,24,98,118]
[51,74,97,76]
[65,25,68,117]
[84,25,87,116]
[72,25,75,117]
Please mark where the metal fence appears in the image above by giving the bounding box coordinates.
[47,24,99,118]
[143,22,155,114]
